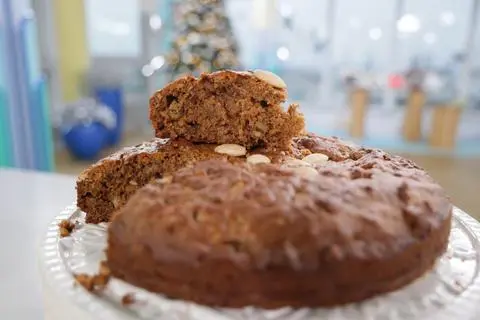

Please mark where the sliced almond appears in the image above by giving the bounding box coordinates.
[157,176,173,184]
[282,158,312,168]
[253,69,287,89]
[344,140,358,148]
[129,180,138,186]
[214,144,247,157]
[302,153,329,165]
[253,131,263,138]
[289,166,318,179]
[254,121,268,132]
[246,154,271,164]
[236,70,253,75]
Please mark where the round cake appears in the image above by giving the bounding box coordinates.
[106,145,452,309]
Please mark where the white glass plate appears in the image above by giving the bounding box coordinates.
[40,205,480,320]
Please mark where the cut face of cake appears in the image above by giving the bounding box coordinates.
[149,70,305,150]
[76,138,238,224]
[106,158,452,308]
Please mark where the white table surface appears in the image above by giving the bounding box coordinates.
[0,168,76,320]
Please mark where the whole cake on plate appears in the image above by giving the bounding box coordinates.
[73,70,453,310]
[106,159,451,308]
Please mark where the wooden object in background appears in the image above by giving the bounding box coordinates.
[349,88,369,138]
[402,89,426,141]
[429,105,462,149]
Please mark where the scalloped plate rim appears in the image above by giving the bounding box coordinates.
[39,204,480,320]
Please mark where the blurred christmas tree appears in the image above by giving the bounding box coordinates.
[166,0,241,79]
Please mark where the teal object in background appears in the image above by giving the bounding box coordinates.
[155,0,175,90]
[0,0,13,167]
[38,78,54,170]
[20,15,54,171]
[252,30,279,74]
[0,48,13,167]
[0,0,54,171]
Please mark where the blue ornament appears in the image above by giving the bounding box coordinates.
[63,122,109,161]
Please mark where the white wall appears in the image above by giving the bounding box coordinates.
[84,0,141,58]
[227,0,475,71]
[77,0,476,71]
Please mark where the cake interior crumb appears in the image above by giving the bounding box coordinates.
[58,219,75,237]
[121,293,136,306]
[73,261,111,292]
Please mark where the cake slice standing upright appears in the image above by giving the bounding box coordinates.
[149,70,305,150]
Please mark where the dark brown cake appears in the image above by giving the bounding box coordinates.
[77,138,239,224]
[77,134,360,224]
[149,70,305,150]
[106,154,452,308]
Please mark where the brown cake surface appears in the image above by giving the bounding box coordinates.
[149,70,305,150]
[77,138,238,224]
[77,134,358,223]
[106,151,452,308]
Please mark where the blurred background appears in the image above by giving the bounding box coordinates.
[0,0,479,216]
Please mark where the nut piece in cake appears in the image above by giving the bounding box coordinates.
[149,70,305,150]
[121,293,136,306]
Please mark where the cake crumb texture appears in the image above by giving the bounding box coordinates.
[121,293,136,306]
[74,262,111,293]
[58,219,75,237]
[149,70,305,149]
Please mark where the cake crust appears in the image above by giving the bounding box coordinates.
[77,134,434,224]
[77,134,360,223]
[106,154,452,308]
[77,138,240,223]
[149,70,305,150]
